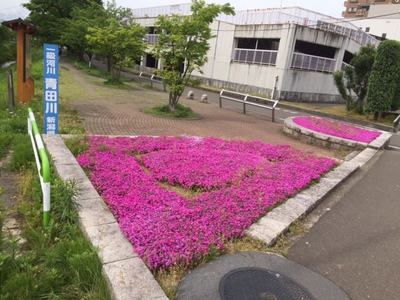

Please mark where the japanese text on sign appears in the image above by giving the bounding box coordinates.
[43,44,59,134]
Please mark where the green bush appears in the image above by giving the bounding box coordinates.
[143,103,199,119]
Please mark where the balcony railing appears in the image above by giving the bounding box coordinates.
[145,34,159,45]
[233,49,278,66]
[291,53,336,73]
[134,5,380,47]
[341,62,353,71]
[316,20,379,46]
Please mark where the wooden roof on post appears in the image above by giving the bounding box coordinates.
[1,18,37,34]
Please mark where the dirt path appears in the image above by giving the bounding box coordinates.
[0,152,24,244]
[62,61,347,160]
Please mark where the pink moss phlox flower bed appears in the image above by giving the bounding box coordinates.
[76,135,338,270]
[293,116,381,143]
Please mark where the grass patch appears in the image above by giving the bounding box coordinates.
[2,179,110,299]
[59,67,91,102]
[143,103,199,119]
[69,57,133,86]
[64,135,89,157]
[0,47,110,298]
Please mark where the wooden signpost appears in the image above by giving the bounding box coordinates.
[2,18,37,104]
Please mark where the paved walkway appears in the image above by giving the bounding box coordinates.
[53,60,400,299]
[64,61,344,160]
[288,133,400,300]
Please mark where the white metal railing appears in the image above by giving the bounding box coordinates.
[145,34,159,45]
[219,89,279,122]
[133,5,380,47]
[233,49,278,66]
[316,20,379,47]
[132,3,192,18]
[341,62,353,71]
[139,72,166,91]
[28,108,51,227]
[291,53,336,73]
[393,114,400,133]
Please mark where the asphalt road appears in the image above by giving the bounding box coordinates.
[288,134,400,300]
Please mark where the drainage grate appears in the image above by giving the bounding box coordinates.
[219,267,315,300]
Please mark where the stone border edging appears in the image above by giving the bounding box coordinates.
[278,103,395,133]
[42,135,168,300]
[283,116,392,151]
[246,126,392,245]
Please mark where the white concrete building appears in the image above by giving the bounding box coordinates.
[348,4,400,40]
[132,4,380,102]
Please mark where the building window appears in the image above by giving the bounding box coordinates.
[382,33,387,39]
[233,38,280,66]
[348,7,357,13]
[365,27,370,32]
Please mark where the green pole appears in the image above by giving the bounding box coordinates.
[28,108,51,227]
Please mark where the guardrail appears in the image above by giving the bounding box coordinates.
[219,89,279,122]
[393,114,400,133]
[139,72,165,91]
[28,108,51,227]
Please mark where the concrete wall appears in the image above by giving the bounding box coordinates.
[351,18,400,40]
[135,17,363,103]
[193,22,360,102]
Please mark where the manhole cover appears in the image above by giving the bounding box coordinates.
[219,267,315,300]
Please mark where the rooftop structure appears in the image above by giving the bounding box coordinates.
[342,0,400,18]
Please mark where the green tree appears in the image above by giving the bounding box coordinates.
[333,44,376,113]
[152,0,235,111]
[365,40,400,121]
[61,2,106,63]
[86,18,147,82]
[23,0,103,44]
[0,25,16,66]
[61,0,135,68]
[103,0,134,23]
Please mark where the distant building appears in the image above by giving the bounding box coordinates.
[342,0,400,19]
[348,4,400,40]
[132,4,379,102]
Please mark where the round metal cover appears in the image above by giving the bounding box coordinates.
[219,267,315,300]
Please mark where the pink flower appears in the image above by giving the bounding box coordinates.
[76,135,338,270]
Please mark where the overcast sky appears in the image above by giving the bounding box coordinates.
[2,0,344,19]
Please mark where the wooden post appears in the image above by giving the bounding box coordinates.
[7,69,15,113]
[2,18,37,104]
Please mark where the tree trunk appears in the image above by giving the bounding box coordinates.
[169,93,176,111]
[374,111,379,122]
[355,99,364,114]
[107,57,112,73]
[169,92,180,111]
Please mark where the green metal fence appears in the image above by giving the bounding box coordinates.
[28,108,51,227]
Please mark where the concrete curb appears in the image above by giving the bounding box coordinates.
[283,116,392,151]
[42,131,391,299]
[246,130,391,246]
[42,135,168,300]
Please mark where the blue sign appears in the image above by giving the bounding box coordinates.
[43,44,59,134]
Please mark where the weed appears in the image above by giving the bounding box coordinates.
[9,135,35,172]
[64,136,89,157]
